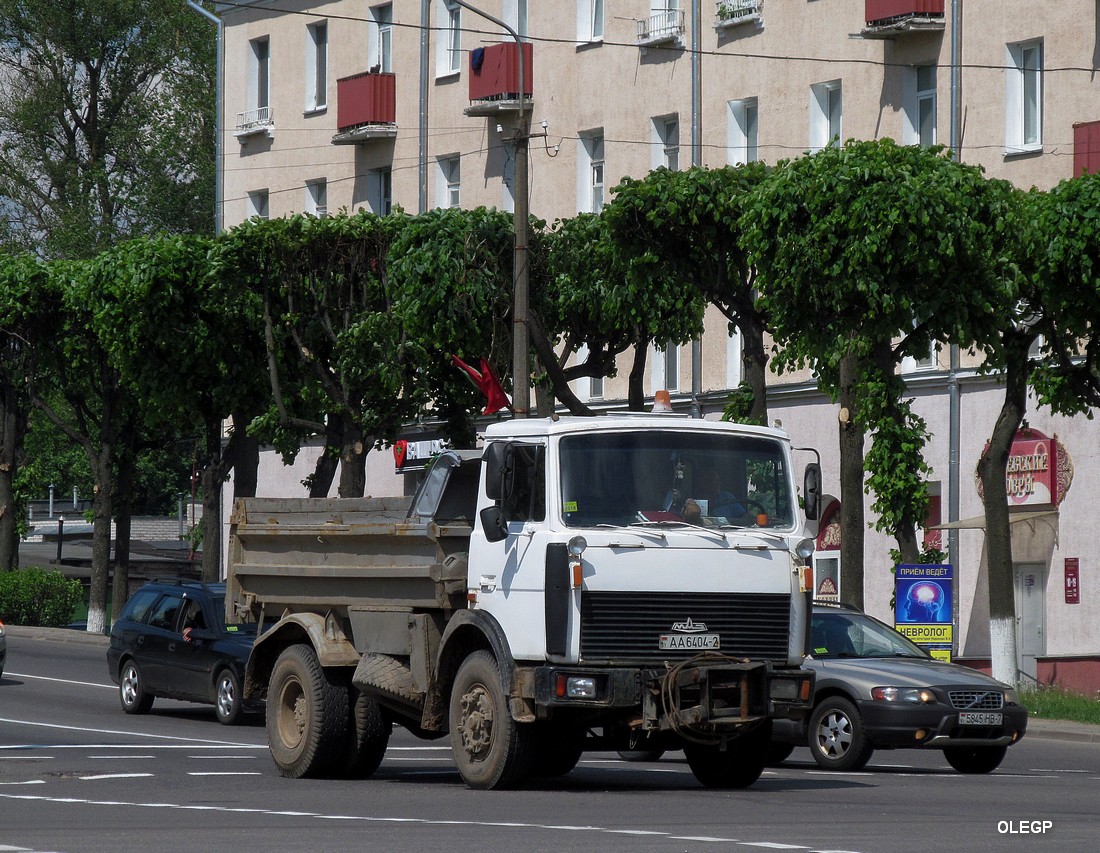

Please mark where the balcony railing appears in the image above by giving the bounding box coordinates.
[332,72,397,144]
[862,1,945,39]
[715,0,762,29]
[637,10,685,47]
[465,42,534,117]
[234,106,274,139]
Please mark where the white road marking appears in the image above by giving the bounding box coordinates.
[79,773,154,781]
[186,772,263,777]
[0,717,266,747]
[5,672,115,691]
[0,793,851,850]
[0,781,45,787]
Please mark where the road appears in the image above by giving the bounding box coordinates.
[2,627,1099,853]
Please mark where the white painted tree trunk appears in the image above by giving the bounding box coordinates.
[86,605,107,636]
[990,615,1018,687]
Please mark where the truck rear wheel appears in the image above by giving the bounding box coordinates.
[267,643,349,779]
[341,684,391,779]
[684,723,771,789]
[449,650,534,790]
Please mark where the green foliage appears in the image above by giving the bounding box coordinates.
[0,0,217,257]
[0,567,83,627]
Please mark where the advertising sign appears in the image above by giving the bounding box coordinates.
[894,563,954,660]
[1065,558,1080,604]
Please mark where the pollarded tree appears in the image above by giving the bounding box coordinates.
[605,165,771,423]
[540,212,703,413]
[743,140,1014,609]
[222,211,420,498]
[0,0,216,258]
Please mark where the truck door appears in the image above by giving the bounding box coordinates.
[475,442,554,661]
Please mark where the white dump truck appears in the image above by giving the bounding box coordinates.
[227,413,820,789]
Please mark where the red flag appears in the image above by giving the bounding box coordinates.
[452,355,512,415]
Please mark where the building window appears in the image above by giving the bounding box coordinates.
[653,341,680,392]
[438,0,461,76]
[305,22,327,112]
[726,326,742,389]
[652,115,679,170]
[902,343,937,373]
[578,131,604,213]
[370,4,393,73]
[306,179,327,216]
[505,0,528,40]
[367,169,392,215]
[727,98,758,165]
[809,80,842,152]
[1006,40,1042,154]
[904,65,936,147]
[437,156,460,208]
[249,37,270,112]
[247,189,269,220]
[577,0,604,41]
[574,345,604,401]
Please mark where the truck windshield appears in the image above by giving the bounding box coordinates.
[559,431,794,530]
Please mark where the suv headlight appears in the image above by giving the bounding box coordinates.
[871,687,936,704]
[1004,687,1019,705]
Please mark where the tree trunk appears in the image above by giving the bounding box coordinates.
[740,317,769,426]
[201,462,222,582]
[838,352,866,611]
[977,346,1029,687]
[0,379,20,572]
[338,415,367,498]
[86,453,114,636]
[627,336,648,412]
[111,442,135,623]
[229,411,260,500]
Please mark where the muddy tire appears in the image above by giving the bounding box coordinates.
[617,749,666,762]
[119,659,154,715]
[532,725,584,777]
[767,742,795,765]
[449,651,534,790]
[267,644,349,779]
[684,724,770,789]
[341,684,391,779]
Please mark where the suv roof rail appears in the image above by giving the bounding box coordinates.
[150,577,223,594]
[811,599,862,612]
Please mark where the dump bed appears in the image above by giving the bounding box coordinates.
[226,495,472,626]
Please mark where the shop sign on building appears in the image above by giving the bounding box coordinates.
[1065,558,1080,604]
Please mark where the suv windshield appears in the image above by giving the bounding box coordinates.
[811,611,928,659]
[559,430,794,529]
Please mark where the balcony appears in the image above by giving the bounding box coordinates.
[861,1,945,39]
[465,42,534,117]
[637,10,685,49]
[715,0,762,31]
[234,106,274,140]
[332,72,397,144]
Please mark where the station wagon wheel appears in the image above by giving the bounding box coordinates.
[944,744,1008,774]
[808,696,874,771]
[119,659,154,715]
[214,668,243,725]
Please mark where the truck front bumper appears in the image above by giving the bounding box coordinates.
[527,660,813,732]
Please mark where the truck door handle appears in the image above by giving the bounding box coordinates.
[479,575,497,593]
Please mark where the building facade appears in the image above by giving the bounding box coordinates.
[214,1,1100,690]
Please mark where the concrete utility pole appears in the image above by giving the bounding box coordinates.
[451,1,530,417]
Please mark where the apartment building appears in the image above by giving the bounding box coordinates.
[214,1,1100,689]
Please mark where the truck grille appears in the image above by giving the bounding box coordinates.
[579,591,791,663]
[948,690,1004,710]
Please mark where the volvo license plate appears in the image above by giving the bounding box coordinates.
[958,711,1002,726]
[659,633,720,650]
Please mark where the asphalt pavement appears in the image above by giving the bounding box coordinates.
[7,623,1099,744]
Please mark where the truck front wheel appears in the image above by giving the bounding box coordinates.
[684,722,771,789]
[449,651,534,790]
[267,643,349,778]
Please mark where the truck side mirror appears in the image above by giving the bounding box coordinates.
[483,442,513,502]
[480,505,509,542]
[803,463,821,521]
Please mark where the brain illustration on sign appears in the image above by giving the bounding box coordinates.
[904,581,946,623]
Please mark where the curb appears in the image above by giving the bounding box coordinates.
[5,624,111,648]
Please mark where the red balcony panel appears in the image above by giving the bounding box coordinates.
[1074,120,1100,176]
[469,42,533,102]
[337,72,395,130]
[866,0,944,24]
